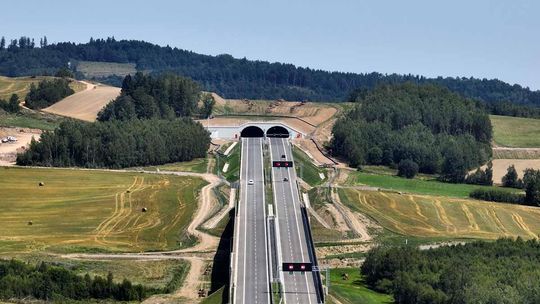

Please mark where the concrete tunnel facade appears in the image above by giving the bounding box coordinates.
[206,122,302,139]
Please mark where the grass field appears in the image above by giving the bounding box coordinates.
[348,171,519,198]
[218,143,241,182]
[339,188,540,239]
[0,110,63,130]
[76,61,137,78]
[142,158,208,173]
[0,76,85,100]
[0,167,207,253]
[292,145,327,186]
[328,268,393,304]
[491,115,540,148]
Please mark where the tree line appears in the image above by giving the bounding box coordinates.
[98,72,211,121]
[16,118,210,168]
[0,259,153,301]
[1,36,540,105]
[473,166,540,206]
[331,83,492,183]
[361,238,540,304]
[25,78,74,109]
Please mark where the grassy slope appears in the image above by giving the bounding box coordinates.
[142,158,208,174]
[0,167,207,253]
[292,145,326,186]
[349,170,519,198]
[0,109,63,130]
[491,115,540,148]
[329,268,393,304]
[219,143,241,182]
[76,61,137,78]
[339,188,540,240]
[0,76,85,100]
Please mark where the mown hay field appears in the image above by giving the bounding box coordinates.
[339,188,540,239]
[0,167,207,254]
[491,115,540,148]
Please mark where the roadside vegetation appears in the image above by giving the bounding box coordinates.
[143,158,208,174]
[218,143,241,182]
[292,145,327,186]
[0,167,207,253]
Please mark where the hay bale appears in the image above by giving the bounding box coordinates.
[38,182,45,186]
[28,221,33,225]
[141,207,148,212]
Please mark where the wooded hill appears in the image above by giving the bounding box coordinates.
[331,83,492,183]
[1,36,539,104]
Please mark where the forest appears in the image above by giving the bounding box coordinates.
[361,238,540,304]
[25,78,74,109]
[98,72,205,121]
[331,83,492,182]
[0,259,153,301]
[16,118,210,168]
[1,36,540,104]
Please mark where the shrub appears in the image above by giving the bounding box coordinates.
[397,159,419,179]
[469,188,524,204]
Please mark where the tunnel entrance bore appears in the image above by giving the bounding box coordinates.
[266,126,289,138]
[240,126,264,137]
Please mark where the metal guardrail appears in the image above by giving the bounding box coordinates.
[300,206,325,303]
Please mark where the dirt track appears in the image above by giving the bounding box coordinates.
[42,81,120,121]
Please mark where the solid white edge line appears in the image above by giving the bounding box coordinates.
[233,138,244,303]
[242,138,249,304]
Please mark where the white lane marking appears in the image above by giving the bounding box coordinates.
[260,138,271,304]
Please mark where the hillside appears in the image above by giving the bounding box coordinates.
[0,37,539,104]
[0,75,85,100]
[42,81,120,121]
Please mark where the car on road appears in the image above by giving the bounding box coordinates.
[283,177,289,182]
[248,179,254,185]
[281,154,286,158]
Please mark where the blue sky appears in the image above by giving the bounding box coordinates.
[3,0,539,89]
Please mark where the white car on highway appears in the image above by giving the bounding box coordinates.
[248,179,254,185]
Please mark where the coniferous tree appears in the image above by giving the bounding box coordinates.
[502,165,520,188]
[0,36,5,50]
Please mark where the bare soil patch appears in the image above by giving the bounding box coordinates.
[491,159,540,184]
[42,81,120,121]
[0,127,41,165]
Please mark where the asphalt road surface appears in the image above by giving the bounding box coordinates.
[233,137,271,304]
[269,137,320,304]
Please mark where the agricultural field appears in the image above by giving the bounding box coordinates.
[292,145,327,186]
[76,60,138,78]
[0,167,207,254]
[0,76,85,100]
[339,188,540,240]
[42,82,121,121]
[490,115,540,148]
[347,170,519,198]
[328,268,393,304]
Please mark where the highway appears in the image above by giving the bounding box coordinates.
[269,137,320,304]
[233,137,271,304]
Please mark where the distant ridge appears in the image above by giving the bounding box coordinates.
[0,36,539,105]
